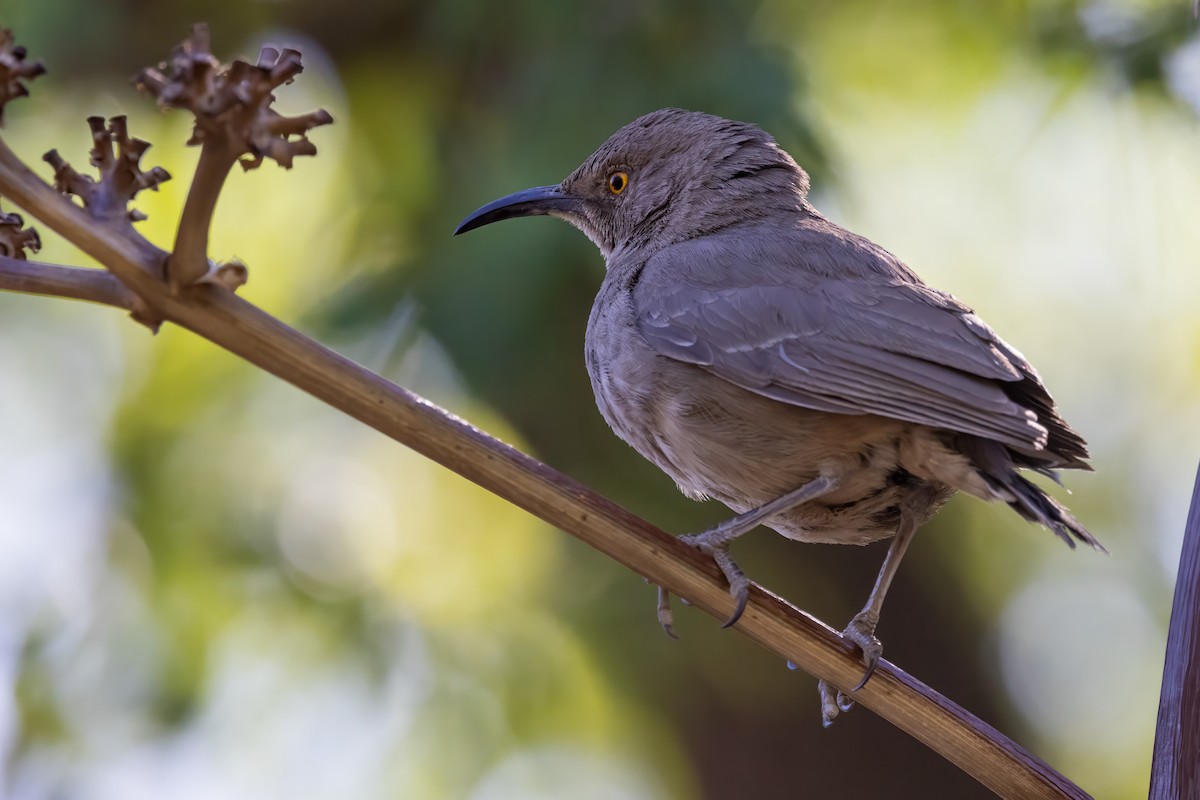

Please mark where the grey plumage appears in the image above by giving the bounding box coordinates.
[620,219,1093,546]
[456,108,1099,721]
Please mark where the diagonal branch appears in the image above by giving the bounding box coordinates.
[0,132,1091,800]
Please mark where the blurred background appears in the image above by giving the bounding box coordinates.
[1,1,1199,797]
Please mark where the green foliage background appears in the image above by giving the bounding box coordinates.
[2,1,1199,797]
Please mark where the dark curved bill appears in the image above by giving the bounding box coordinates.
[454,185,581,235]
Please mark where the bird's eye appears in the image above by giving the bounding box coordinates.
[608,171,628,195]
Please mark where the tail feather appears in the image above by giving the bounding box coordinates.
[1001,473,1105,552]
[956,434,1104,552]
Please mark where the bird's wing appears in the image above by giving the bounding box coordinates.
[632,233,1055,455]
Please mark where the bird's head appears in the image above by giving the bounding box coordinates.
[454,108,811,260]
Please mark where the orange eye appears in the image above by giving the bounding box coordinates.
[608,171,628,195]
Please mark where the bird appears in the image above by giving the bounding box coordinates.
[454,108,1101,725]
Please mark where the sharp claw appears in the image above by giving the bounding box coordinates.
[836,691,855,713]
[842,611,883,691]
[721,584,749,628]
[706,548,751,628]
[657,586,680,639]
[852,657,879,692]
[680,531,754,628]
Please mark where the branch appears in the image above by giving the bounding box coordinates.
[0,188,135,311]
[0,254,132,309]
[0,136,1090,800]
[1150,462,1200,799]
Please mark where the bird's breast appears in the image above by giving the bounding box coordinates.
[585,285,674,472]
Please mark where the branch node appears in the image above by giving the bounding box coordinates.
[0,28,45,125]
[129,296,163,333]
[195,256,248,292]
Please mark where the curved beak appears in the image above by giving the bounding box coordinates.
[454,185,582,235]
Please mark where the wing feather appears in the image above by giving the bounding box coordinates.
[632,230,1073,458]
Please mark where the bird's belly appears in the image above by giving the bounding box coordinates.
[593,355,952,545]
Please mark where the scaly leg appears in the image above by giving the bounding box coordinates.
[817,504,921,726]
[663,474,839,631]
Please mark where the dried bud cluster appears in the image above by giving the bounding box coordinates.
[0,28,45,125]
[0,204,41,258]
[134,24,332,170]
[43,116,171,224]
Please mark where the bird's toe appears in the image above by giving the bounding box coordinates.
[656,585,679,639]
[708,546,751,627]
[818,679,855,727]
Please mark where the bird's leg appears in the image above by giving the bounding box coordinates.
[670,474,839,630]
[817,506,920,726]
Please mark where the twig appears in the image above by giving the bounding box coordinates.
[170,139,237,286]
[1149,462,1200,799]
[0,254,132,309]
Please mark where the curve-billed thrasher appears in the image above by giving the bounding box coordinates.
[455,108,1101,724]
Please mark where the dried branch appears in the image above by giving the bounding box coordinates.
[0,254,132,309]
[0,28,45,125]
[133,24,332,288]
[0,201,40,257]
[0,24,1093,799]
[1150,462,1200,799]
[43,115,171,229]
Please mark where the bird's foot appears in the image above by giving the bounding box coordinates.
[677,531,751,627]
[843,609,883,691]
[815,610,883,726]
[657,479,841,635]
[817,679,857,727]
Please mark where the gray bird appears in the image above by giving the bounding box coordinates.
[455,108,1101,724]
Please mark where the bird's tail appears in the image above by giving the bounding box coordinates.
[959,436,1105,552]
[995,472,1105,552]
